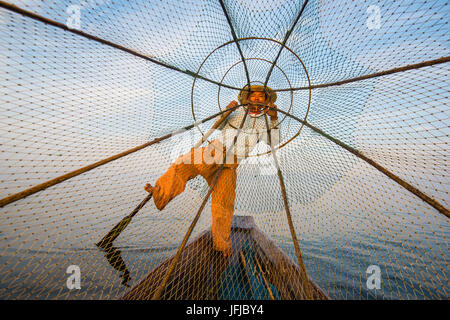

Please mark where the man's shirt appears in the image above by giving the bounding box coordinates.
[215,108,280,160]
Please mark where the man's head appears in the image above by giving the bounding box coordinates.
[247,91,267,114]
[238,85,277,116]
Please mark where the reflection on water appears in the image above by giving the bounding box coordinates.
[97,244,131,287]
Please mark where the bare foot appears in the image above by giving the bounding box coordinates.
[144,183,153,193]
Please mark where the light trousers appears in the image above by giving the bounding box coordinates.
[153,140,238,252]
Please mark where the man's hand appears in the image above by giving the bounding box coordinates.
[265,102,278,119]
[226,100,238,110]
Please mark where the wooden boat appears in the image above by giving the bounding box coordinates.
[122,215,329,300]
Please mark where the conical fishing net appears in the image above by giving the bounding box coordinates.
[0,0,448,300]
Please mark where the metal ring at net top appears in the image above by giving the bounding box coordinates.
[190,37,311,156]
[216,57,294,127]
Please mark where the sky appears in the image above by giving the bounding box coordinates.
[0,0,448,203]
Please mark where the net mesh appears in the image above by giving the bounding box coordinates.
[0,0,448,300]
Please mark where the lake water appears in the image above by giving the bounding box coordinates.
[1,210,448,300]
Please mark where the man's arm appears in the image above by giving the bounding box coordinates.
[194,101,237,149]
[264,103,280,147]
[214,100,237,131]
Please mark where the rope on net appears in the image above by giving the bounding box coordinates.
[0,1,244,92]
[151,106,250,300]
[269,106,449,218]
[218,0,251,89]
[264,0,309,88]
[0,0,448,300]
[273,57,450,92]
[0,105,241,208]
[263,112,313,299]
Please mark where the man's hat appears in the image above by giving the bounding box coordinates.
[238,85,277,104]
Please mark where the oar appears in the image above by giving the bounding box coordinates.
[96,105,237,248]
[96,192,154,248]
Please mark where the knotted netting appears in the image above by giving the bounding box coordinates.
[0,0,448,300]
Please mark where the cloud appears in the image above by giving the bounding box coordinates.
[317,1,448,71]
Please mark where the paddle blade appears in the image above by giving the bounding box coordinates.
[96,192,153,248]
[96,216,132,248]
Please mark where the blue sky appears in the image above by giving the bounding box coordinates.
[0,0,448,206]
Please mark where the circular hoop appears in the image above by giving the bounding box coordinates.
[190,37,311,156]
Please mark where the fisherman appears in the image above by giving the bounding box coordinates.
[145,85,280,257]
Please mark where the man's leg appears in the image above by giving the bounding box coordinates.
[209,166,237,256]
[149,139,238,256]
[150,141,223,211]
[151,148,203,210]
